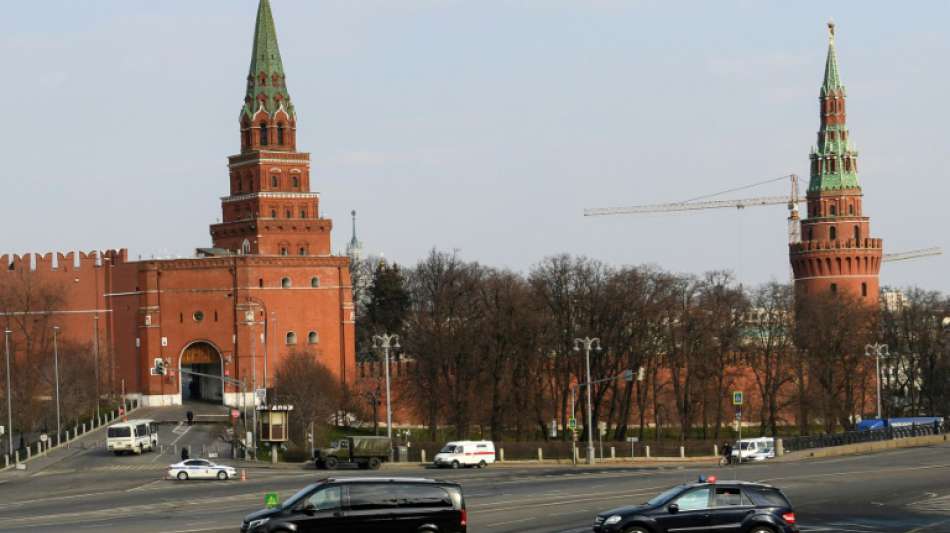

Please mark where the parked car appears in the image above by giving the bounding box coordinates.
[749,445,776,462]
[314,436,390,470]
[241,477,467,533]
[433,440,496,469]
[107,419,158,455]
[168,458,236,480]
[592,479,798,533]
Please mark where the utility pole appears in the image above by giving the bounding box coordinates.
[4,330,13,456]
[93,314,100,420]
[865,343,889,420]
[53,327,62,444]
[574,337,601,465]
[372,333,400,462]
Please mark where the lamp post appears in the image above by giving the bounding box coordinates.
[574,336,601,465]
[93,314,100,420]
[372,333,400,462]
[52,327,62,445]
[4,329,12,456]
[865,343,889,420]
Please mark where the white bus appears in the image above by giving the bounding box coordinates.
[107,419,159,455]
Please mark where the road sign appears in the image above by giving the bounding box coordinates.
[265,492,280,508]
[568,417,577,430]
[735,410,742,421]
[39,433,48,442]
[255,388,267,404]
[622,369,634,382]
[732,391,744,406]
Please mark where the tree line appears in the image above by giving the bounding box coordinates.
[350,249,950,443]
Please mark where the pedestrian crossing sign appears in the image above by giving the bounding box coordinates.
[732,391,744,406]
[265,492,280,508]
[568,417,577,430]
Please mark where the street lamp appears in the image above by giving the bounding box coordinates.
[52,327,62,446]
[574,336,602,465]
[865,343,889,420]
[4,329,12,456]
[372,333,400,462]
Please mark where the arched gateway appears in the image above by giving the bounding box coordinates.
[179,341,224,404]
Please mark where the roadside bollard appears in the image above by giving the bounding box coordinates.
[15,450,20,464]
[4,454,8,468]
[610,447,615,459]
[26,446,31,461]
[645,445,651,459]
[537,448,543,461]
[420,450,426,463]
[499,448,505,462]
[240,469,247,481]
[776,439,784,457]
[82,423,86,434]
[714,444,719,457]
[679,446,685,458]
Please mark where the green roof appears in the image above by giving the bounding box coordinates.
[821,21,844,97]
[243,0,294,119]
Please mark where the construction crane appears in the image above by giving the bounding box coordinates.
[584,174,942,264]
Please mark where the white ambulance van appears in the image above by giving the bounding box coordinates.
[107,419,158,455]
[433,440,496,468]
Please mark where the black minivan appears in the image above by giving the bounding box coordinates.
[241,477,467,533]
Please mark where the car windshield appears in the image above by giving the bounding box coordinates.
[283,483,321,510]
[108,427,131,438]
[440,445,458,453]
[646,485,686,506]
[740,442,753,450]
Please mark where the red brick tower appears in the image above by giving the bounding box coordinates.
[210,0,332,256]
[790,22,883,304]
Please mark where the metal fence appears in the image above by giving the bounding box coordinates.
[782,424,942,453]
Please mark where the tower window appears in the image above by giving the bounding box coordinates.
[829,204,836,216]
[830,283,838,294]
[242,239,251,254]
[807,228,813,241]
[271,175,278,188]
[286,332,297,345]
[286,209,292,219]
[259,124,268,146]
[854,226,860,242]
[292,176,299,188]
[829,226,837,240]
[270,209,277,218]
[862,283,868,297]
[848,203,854,215]
[258,278,264,288]
[244,129,251,148]
[311,277,320,288]
[299,247,306,256]
[281,277,291,288]
[308,331,318,344]
[300,209,307,218]
[277,125,285,145]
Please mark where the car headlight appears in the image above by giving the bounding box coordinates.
[248,517,269,529]
[604,515,622,525]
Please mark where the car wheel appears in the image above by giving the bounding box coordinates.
[217,471,228,480]
[623,527,650,533]
[478,460,487,469]
[325,457,339,470]
[368,457,382,470]
[748,527,775,533]
[113,451,122,456]
[177,472,188,481]
[451,460,460,469]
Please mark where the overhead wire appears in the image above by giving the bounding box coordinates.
[680,174,793,203]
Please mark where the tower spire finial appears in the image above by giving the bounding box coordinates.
[243,0,294,119]
[821,20,843,95]
[827,19,836,43]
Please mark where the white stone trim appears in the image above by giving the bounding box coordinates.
[221,192,320,203]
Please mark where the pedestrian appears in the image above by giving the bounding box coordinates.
[935,419,941,435]
[186,410,194,426]
[723,442,733,465]
[181,445,189,461]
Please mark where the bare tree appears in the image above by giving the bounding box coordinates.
[744,282,795,436]
[272,351,343,445]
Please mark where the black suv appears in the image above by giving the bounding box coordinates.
[241,477,466,533]
[592,480,798,533]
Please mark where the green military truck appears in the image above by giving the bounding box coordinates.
[314,436,391,470]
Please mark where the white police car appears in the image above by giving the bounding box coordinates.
[168,458,236,480]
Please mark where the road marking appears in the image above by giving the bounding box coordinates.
[169,424,192,445]
[904,518,950,533]
[485,516,535,528]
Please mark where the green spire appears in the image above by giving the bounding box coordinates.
[821,20,844,96]
[808,20,859,194]
[243,0,294,119]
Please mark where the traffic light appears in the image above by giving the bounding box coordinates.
[155,358,166,375]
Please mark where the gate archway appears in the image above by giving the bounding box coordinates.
[179,341,224,404]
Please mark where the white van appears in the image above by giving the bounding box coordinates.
[732,437,774,462]
[107,419,159,455]
[433,440,496,468]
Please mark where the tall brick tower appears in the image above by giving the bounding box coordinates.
[790,22,883,304]
[210,0,332,256]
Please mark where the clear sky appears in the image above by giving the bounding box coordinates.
[1,1,948,291]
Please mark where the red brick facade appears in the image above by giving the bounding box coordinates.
[0,1,355,407]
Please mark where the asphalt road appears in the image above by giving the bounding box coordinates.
[1,435,950,533]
